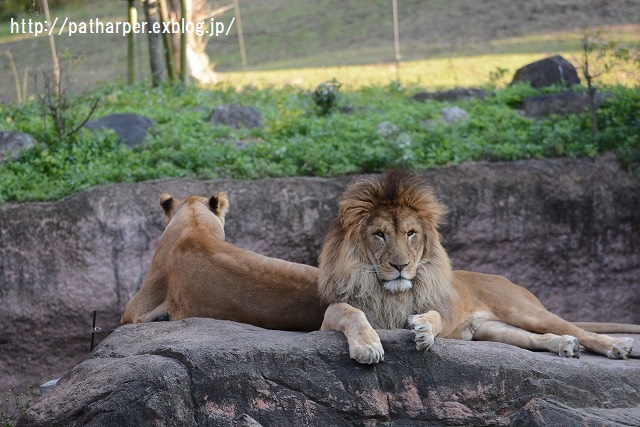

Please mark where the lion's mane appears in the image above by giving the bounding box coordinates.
[318,170,454,329]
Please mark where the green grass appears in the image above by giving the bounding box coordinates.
[0,82,638,204]
[218,51,639,91]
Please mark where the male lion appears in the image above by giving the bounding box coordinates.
[121,192,326,330]
[318,170,639,364]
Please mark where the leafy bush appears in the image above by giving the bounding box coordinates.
[312,79,341,116]
[0,82,638,204]
[0,0,86,20]
[1,386,32,427]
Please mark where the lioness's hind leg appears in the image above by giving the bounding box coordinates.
[557,335,582,358]
[607,337,633,360]
[137,302,170,323]
[408,311,442,352]
[473,320,581,358]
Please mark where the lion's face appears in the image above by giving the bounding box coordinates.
[318,170,454,328]
[364,207,425,293]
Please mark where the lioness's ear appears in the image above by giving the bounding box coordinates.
[159,193,177,224]
[209,192,230,219]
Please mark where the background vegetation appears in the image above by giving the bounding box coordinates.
[1,80,638,204]
[0,0,638,205]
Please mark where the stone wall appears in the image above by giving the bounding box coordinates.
[1,154,638,397]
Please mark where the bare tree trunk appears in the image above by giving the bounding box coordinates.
[143,0,166,86]
[5,50,24,103]
[582,40,598,135]
[157,0,175,81]
[41,0,60,94]
[127,0,136,84]
[180,0,188,84]
[168,0,218,85]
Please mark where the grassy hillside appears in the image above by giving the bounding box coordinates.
[0,0,639,101]
[207,0,640,70]
[0,1,638,204]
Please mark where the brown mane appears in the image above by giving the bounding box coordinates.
[317,170,454,329]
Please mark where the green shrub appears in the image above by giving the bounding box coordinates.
[0,82,638,204]
[1,386,32,427]
[311,79,341,116]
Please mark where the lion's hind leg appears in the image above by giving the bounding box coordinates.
[473,320,582,358]
[491,304,634,359]
[606,337,634,359]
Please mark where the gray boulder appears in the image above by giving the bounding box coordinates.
[17,318,640,426]
[84,113,153,147]
[511,55,580,89]
[439,106,469,125]
[412,88,490,103]
[208,104,263,129]
[0,130,36,161]
[521,91,605,117]
[376,121,399,137]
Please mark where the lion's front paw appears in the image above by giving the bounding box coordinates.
[413,327,435,351]
[408,315,436,352]
[349,335,384,364]
[559,335,581,358]
[607,338,633,360]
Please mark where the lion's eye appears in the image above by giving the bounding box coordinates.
[374,231,385,240]
[407,230,416,238]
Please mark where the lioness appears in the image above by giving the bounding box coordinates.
[121,192,326,330]
[318,170,639,364]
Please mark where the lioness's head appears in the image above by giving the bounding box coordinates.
[159,192,230,229]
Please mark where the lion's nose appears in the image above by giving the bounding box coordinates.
[389,262,408,272]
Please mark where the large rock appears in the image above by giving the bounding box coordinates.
[511,55,580,89]
[439,106,469,125]
[84,113,154,147]
[208,104,263,129]
[521,91,605,117]
[412,88,490,103]
[1,154,639,401]
[0,130,37,161]
[17,319,640,426]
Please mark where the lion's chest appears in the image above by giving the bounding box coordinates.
[348,294,418,330]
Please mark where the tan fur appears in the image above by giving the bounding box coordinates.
[319,170,640,364]
[121,192,327,331]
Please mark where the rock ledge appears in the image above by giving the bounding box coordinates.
[18,318,640,427]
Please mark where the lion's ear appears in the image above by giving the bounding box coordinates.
[209,192,230,219]
[159,193,177,224]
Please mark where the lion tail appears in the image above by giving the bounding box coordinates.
[572,322,640,334]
